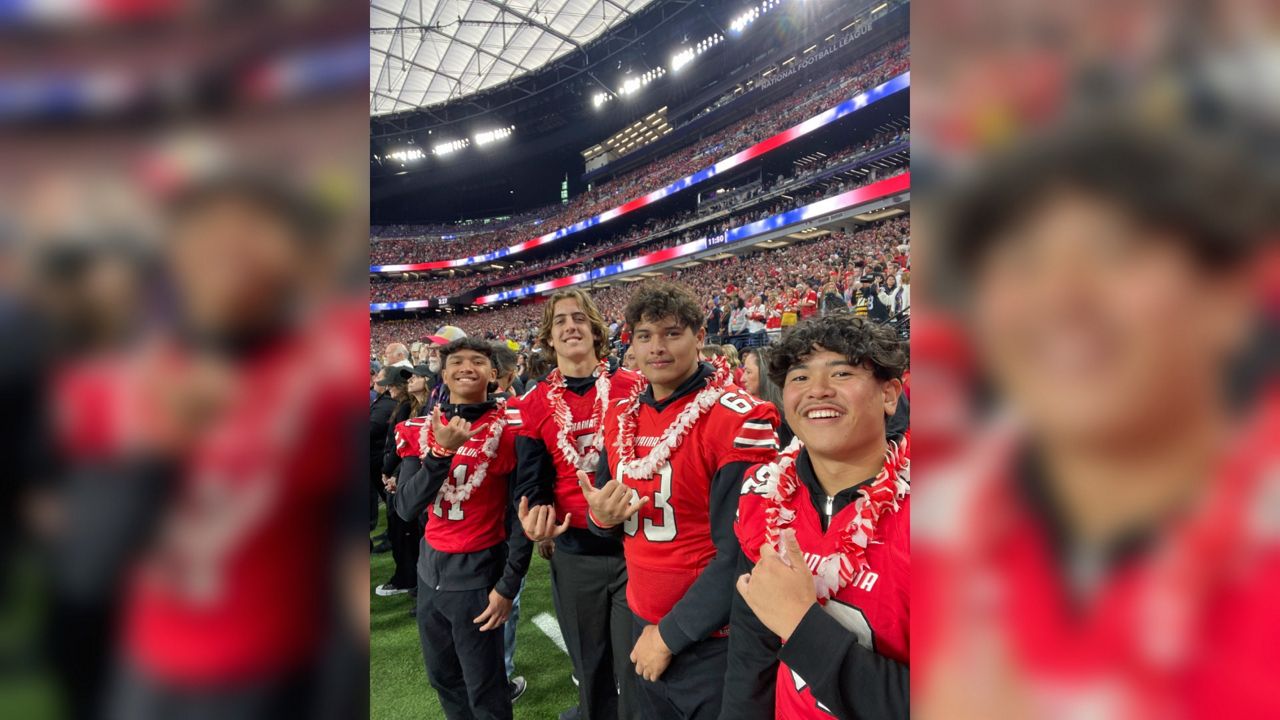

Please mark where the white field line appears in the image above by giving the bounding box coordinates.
[532,612,569,656]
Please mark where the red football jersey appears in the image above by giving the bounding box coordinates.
[767,304,783,330]
[915,389,1280,719]
[394,417,428,459]
[423,406,518,554]
[601,384,779,624]
[53,303,368,683]
[800,290,819,318]
[737,460,910,718]
[514,368,645,529]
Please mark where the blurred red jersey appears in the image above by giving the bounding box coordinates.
[915,390,1280,718]
[52,304,367,684]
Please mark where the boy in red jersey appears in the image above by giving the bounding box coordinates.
[583,281,780,719]
[512,289,646,720]
[392,337,530,720]
[724,315,909,719]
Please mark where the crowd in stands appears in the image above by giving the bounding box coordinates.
[368,33,909,268]
[371,215,909,357]
[370,133,908,302]
[371,274,478,304]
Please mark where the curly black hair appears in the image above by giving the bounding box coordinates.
[624,280,705,332]
[768,315,907,389]
[945,118,1270,278]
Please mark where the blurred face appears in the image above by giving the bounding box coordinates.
[549,297,597,362]
[971,191,1249,447]
[624,347,637,370]
[631,316,705,395]
[782,349,901,460]
[442,348,496,402]
[743,352,762,397]
[169,196,300,333]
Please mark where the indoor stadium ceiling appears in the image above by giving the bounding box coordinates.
[371,0,657,115]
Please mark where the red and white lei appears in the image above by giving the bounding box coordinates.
[546,359,611,472]
[613,357,732,481]
[760,431,910,599]
[419,397,509,504]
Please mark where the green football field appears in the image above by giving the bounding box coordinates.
[370,512,579,720]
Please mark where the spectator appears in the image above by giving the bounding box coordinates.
[370,368,399,547]
[741,346,791,447]
[821,279,847,316]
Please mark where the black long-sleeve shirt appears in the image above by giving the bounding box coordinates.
[368,392,397,466]
[721,442,910,720]
[588,363,758,655]
[511,373,624,557]
[380,399,413,477]
[392,400,531,600]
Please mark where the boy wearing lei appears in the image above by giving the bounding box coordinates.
[583,280,780,719]
[512,288,646,720]
[725,315,909,719]
[391,337,531,720]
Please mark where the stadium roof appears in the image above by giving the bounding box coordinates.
[371,0,656,116]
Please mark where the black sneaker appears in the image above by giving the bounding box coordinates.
[558,707,580,720]
[508,676,527,702]
[374,581,411,597]
[372,540,392,554]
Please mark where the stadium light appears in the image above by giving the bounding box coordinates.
[433,138,469,156]
[672,48,695,71]
[387,147,426,163]
[474,125,515,146]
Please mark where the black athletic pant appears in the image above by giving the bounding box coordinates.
[631,617,728,720]
[416,582,510,720]
[549,550,639,720]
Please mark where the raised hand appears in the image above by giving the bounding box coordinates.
[432,405,481,451]
[517,496,571,542]
[735,529,817,642]
[578,470,648,529]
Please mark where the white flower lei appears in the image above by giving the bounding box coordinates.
[546,359,611,472]
[761,432,910,600]
[419,397,509,505]
[613,357,731,481]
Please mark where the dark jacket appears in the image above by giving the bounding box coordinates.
[380,398,415,477]
[369,392,398,466]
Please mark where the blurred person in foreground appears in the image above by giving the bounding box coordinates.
[724,315,910,719]
[51,173,368,720]
[915,121,1279,718]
